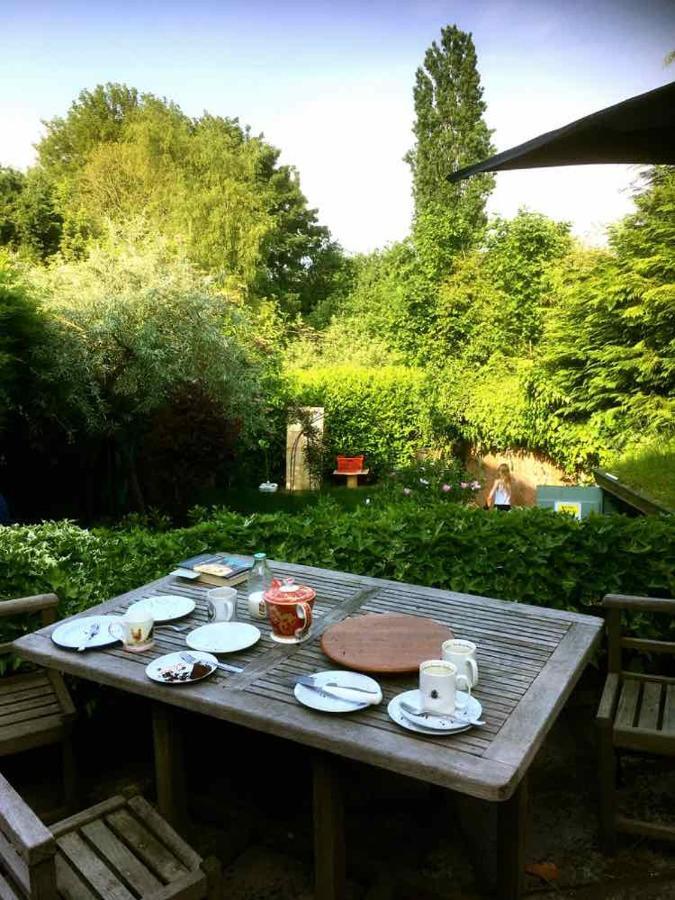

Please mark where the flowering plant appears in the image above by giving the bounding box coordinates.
[383,457,481,505]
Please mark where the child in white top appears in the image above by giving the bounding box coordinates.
[487,464,512,511]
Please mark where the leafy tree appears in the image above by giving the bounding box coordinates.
[0,168,24,247]
[0,167,62,259]
[405,25,495,278]
[0,253,47,431]
[35,83,345,313]
[542,167,675,453]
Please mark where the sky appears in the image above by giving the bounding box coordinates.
[1,0,673,254]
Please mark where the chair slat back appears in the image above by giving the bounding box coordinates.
[0,772,57,899]
[602,594,675,675]
[0,596,59,657]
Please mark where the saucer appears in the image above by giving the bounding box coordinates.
[294,670,381,713]
[388,690,478,735]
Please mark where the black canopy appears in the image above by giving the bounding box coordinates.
[448,81,675,182]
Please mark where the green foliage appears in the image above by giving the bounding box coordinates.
[605,438,675,511]
[1,507,672,649]
[0,254,47,430]
[31,83,345,314]
[285,365,445,475]
[0,167,62,260]
[541,169,675,464]
[405,25,495,277]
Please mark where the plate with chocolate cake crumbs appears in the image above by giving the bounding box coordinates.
[146,651,218,685]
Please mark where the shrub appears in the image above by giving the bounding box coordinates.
[1,505,672,653]
[284,365,446,475]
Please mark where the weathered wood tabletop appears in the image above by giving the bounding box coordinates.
[14,558,604,899]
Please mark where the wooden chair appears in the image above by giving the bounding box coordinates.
[596,593,675,851]
[0,594,77,815]
[0,770,221,899]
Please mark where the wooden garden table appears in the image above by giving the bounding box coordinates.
[14,559,603,899]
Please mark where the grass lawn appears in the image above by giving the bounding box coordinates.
[194,483,385,514]
[607,440,675,511]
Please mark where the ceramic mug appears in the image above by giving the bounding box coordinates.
[207,587,237,623]
[442,639,479,693]
[109,610,154,652]
[264,578,315,642]
[419,659,457,715]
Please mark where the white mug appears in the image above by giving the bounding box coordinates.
[442,638,478,693]
[419,659,457,715]
[442,639,478,693]
[109,611,154,652]
[206,587,237,622]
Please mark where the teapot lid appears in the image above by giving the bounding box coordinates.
[264,577,316,604]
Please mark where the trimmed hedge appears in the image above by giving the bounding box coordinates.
[1,504,672,647]
[284,365,444,474]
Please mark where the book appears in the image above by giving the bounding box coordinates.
[171,553,253,588]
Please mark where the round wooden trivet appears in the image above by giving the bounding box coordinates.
[320,613,453,674]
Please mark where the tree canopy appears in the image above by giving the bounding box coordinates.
[405,25,495,278]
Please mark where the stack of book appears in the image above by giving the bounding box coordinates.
[171,553,253,588]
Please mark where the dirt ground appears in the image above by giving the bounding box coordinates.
[5,673,674,899]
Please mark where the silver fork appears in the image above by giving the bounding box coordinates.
[179,652,243,674]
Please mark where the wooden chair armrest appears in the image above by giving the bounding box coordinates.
[602,594,675,614]
[0,772,55,865]
[596,672,620,725]
[0,595,60,624]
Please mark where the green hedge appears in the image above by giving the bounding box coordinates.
[284,365,444,474]
[1,505,673,648]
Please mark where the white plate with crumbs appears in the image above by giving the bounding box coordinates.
[146,651,218,684]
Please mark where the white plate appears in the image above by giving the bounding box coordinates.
[126,594,195,623]
[186,622,260,654]
[146,651,218,685]
[388,690,478,735]
[51,616,123,651]
[294,670,381,713]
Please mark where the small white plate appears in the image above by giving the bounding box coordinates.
[388,690,478,735]
[294,670,381,713]
[186,622,260,654]
[146,651,218,685]
[51,616,123,651]
[126,594,195,623]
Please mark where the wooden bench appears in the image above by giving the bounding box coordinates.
[0,770,221,899]
[596,593,675,851]
[0,595,76,817]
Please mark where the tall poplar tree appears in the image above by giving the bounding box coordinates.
[406,25,495,279]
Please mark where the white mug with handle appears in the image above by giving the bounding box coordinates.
[442,639,478,698]
[109,610,154,652]
[206,587,237,623]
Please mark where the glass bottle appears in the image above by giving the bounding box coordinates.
[247,552,272,619]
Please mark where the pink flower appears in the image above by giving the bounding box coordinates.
[471,481,481,490]
[441,484,452,492]
[460,482,469,489]
[402,487,412,496]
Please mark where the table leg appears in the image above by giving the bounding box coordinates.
[152,703,187,827]
[497,775,528,900]
[313,753,346,900]
[345,474,357,489]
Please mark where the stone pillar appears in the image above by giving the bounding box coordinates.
[286,407,324,491]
